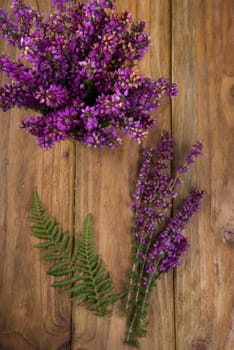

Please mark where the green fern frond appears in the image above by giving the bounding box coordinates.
[31,190,75,264]
[31,189,124,317]
[61,213,123,316]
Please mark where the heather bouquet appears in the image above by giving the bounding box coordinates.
[0,0,177,149]
[124,131,204,347]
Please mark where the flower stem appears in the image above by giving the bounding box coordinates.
[125,274,156,346]
[125,244,141,314]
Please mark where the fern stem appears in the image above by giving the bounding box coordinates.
[84,233,103,315]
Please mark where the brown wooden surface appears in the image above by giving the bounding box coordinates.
[0,1,233,349]
[172,1,234,349]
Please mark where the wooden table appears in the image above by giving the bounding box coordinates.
[0,1,233,349]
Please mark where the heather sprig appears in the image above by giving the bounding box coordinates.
[125,130,204,347]
[0,0,177,149]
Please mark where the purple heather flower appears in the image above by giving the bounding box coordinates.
[0,7,19,46]
[131,131,203,242]
[145,264,155,275]
[34,85,69,108]
[157,130,174,161]
[148,189,204,273]
[56,106,79,131]
[176,141,203,173]
[21,113,67,148]
[130,131,204,283]
[0,0,177,149]
[125,133,204,345]
[131,131,178,239]
[51,0,70,7]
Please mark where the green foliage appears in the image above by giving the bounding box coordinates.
[124,235,160,347]
[124,275,157,347]
[31,189,123,317]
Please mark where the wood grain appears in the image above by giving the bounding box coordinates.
[172,1,234,349]
[0,1,74,349]
[0,0,233,349]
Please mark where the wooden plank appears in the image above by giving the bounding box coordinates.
[172,0,234,349]
[0,1,75,349]
[72,1,175,349]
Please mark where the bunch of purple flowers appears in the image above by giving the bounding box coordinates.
[125,130,204,347]
[0,0,177,149]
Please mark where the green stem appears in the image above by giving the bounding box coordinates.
[84,234,103,315]
[125,275,154,346]
[125,306,140,346]
[126,273,161,346]
[134,238,152,302]
[125,233,154,326]
[125,242,141,314]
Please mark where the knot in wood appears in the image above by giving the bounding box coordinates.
[192,338,208,350]
[231,84,234,98]
[63,151,70,159]
[222,225,234,245]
